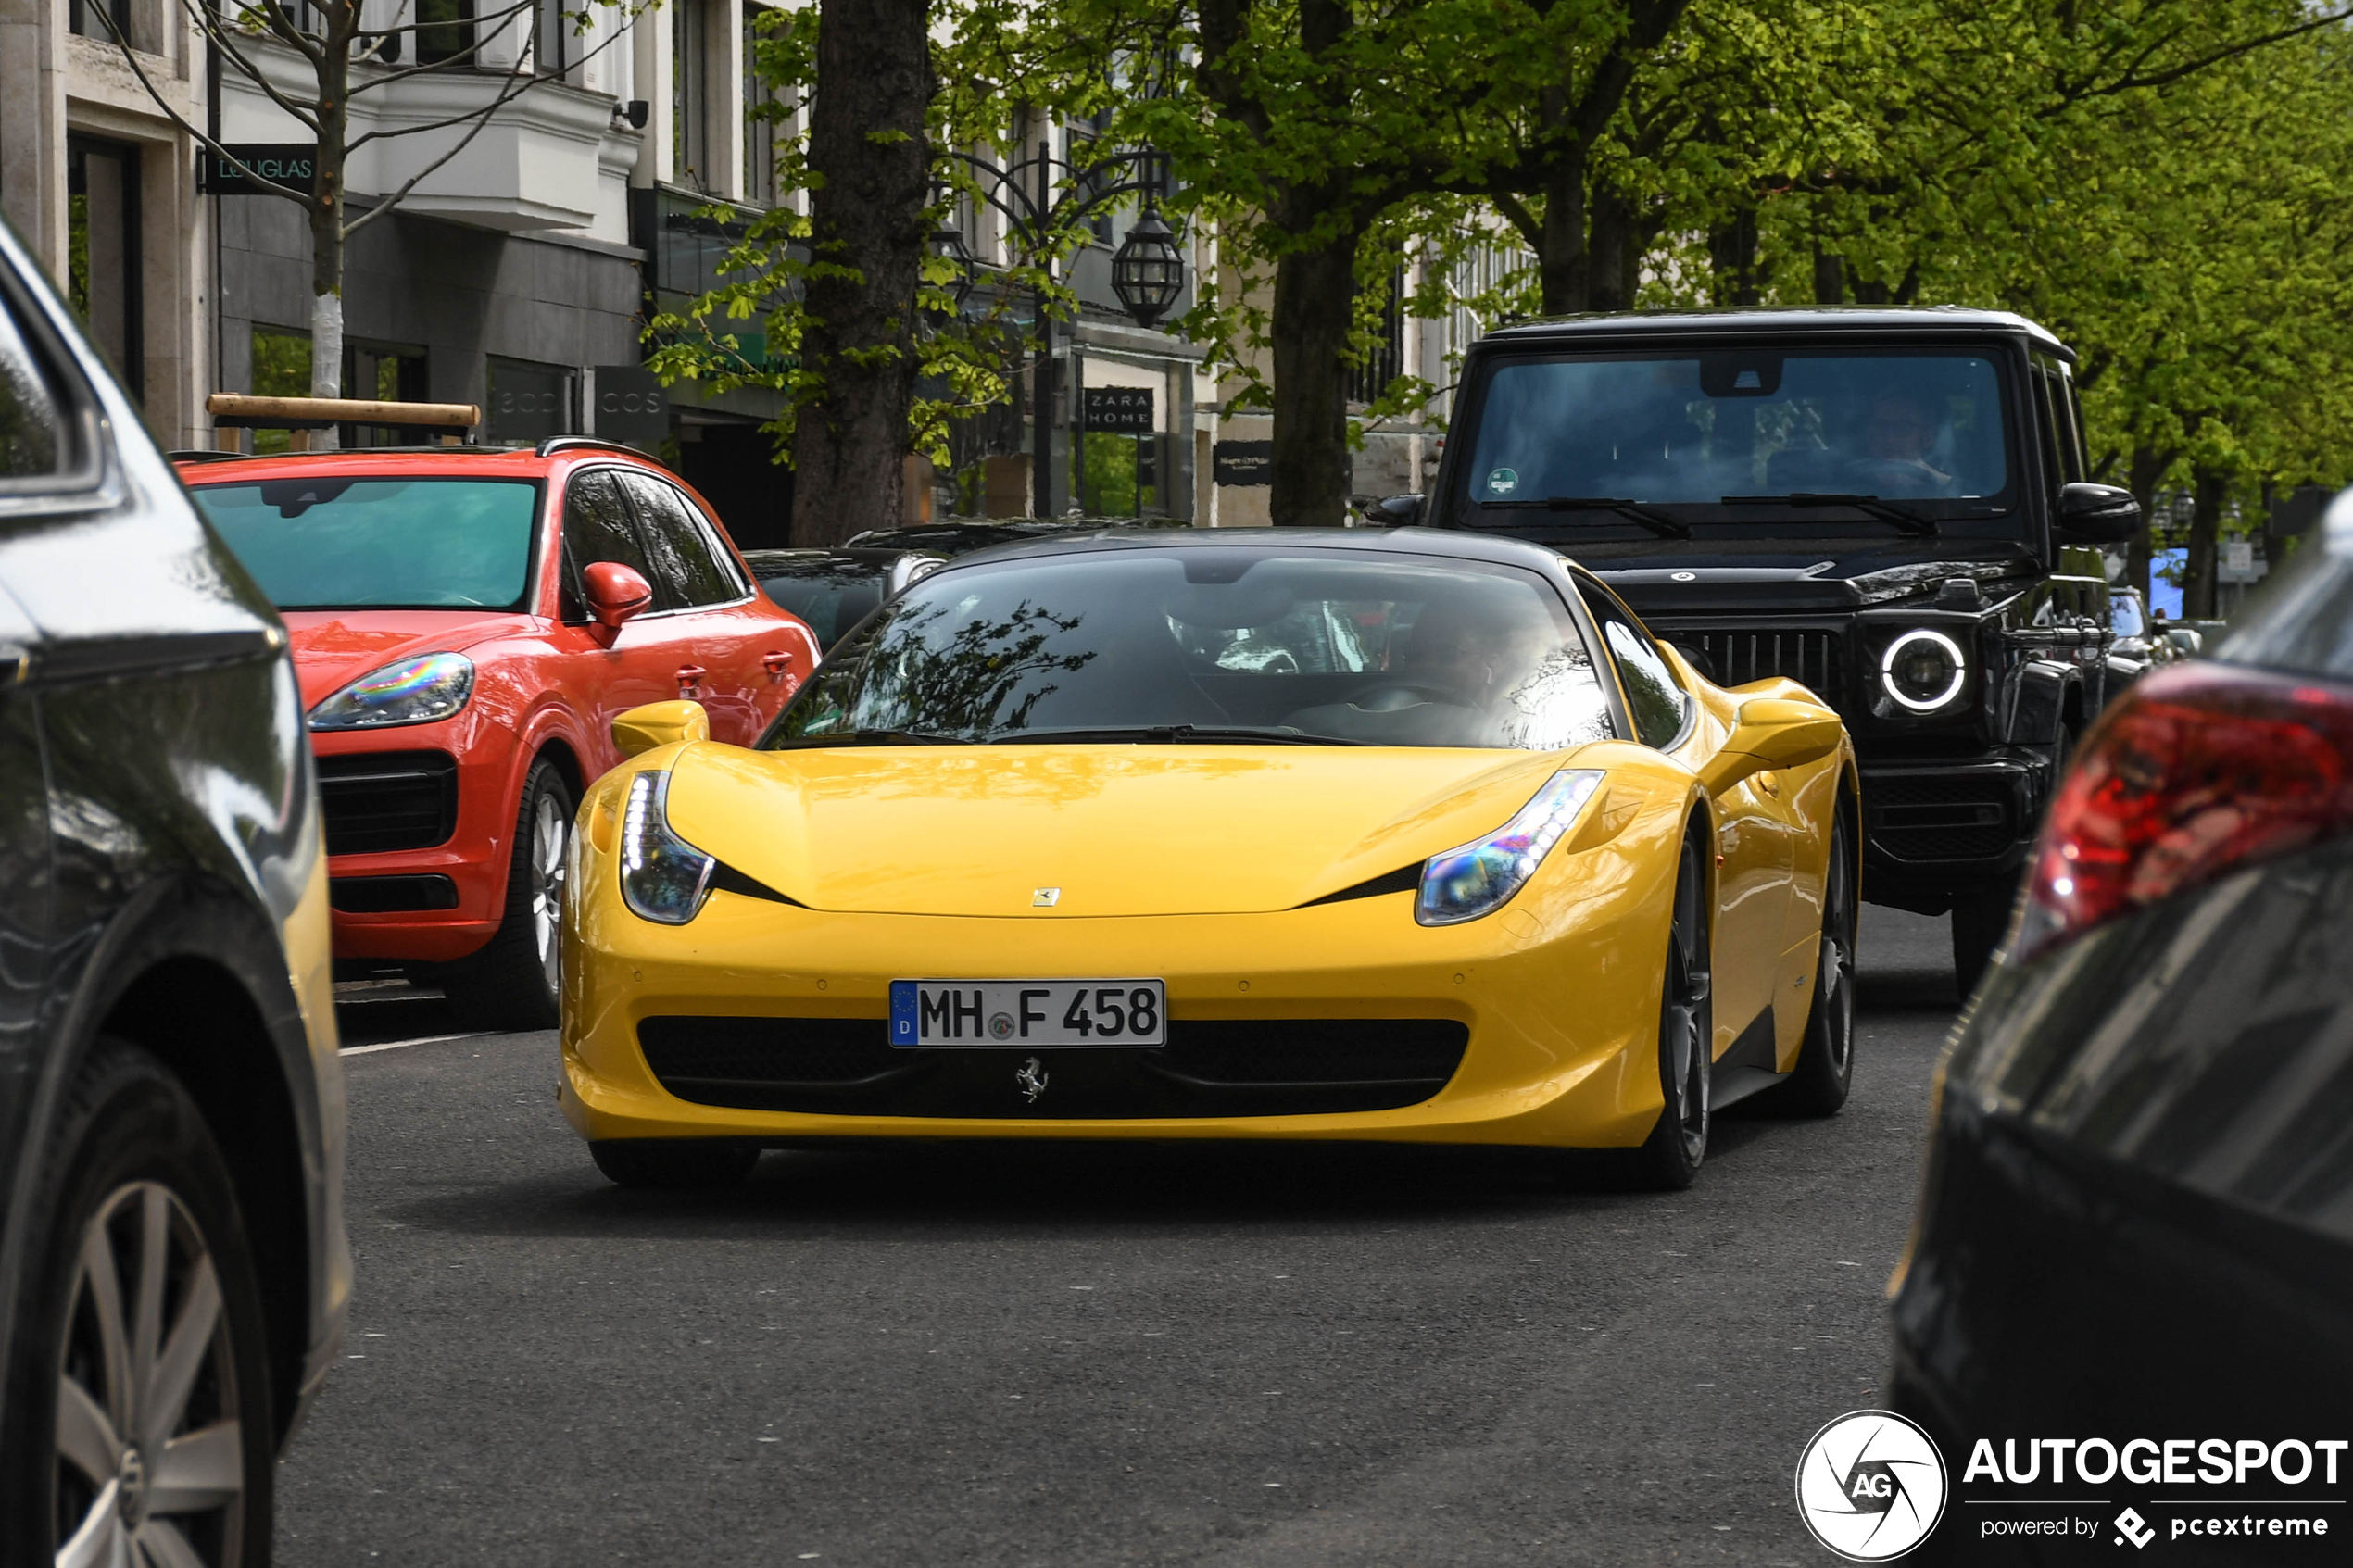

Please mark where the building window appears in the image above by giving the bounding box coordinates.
[486,357,578,446]
[67,138,142,409]
[347,342,430,447]
[673,0,711,188]
[1064,110,1115,245]
[535,0,579,78]
[1348,269,1404,406]
[249,325,311,455]
[418,0,475,66]
[743,5,788,207]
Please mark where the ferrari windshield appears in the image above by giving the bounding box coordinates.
[767,549,1620,750]
[192,477,539,610]
[1460,349,2015,514]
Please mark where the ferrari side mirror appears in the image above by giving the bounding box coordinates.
[613,699,710,759]
[1704,696,1842,793]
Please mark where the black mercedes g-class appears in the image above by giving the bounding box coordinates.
[1410,307,2140,991]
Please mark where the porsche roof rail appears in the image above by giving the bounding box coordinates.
[536,436,660,460]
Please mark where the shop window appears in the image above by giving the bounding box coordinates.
[742,5,789,207]
[1347,268,1404,406]
[418,0,475,65]
[66,139,142,409]
[486,357,578,446]
[247,326,310,455]
[346,342,430,447]
[672,0,711,187]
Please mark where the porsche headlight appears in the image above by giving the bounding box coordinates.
[620,771,715,924]
[1416,770,1605,927]
[308,652,475,730]
[1879,629,1968,714]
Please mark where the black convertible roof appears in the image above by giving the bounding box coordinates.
[1483,305,2071,361]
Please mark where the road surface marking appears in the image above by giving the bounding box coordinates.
[341,1032,489,1057]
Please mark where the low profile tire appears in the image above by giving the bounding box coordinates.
[1628,834,1713,1191]
[1765,807,1858,1117]
[440,758,573,1032]
[589,1141,761,1189]
[0,1040,277,1568]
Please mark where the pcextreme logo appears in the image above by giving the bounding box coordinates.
[1795,1410,1950,1562]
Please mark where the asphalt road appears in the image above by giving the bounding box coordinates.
[284,908,1963,1566]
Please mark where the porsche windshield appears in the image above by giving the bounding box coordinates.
[1460,349,2016,517]
[767,549,1619,750]
[191,477,539,609]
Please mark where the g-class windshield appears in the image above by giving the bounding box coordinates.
[1458,349,2016,521]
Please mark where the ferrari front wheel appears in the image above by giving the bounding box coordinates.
[1767,808,1856,1117]
[1631,834,1712,1190]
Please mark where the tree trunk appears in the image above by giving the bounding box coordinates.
[2183,464,2225,620]
[1537,118,1588,315]
[1587,185,1634,312]
[1708,209,1757,305]
[1269,236,1357,525]
[2125,444,2171,602]
[1812,246,1843,305]
[309,41,349,445]
[788,0,936,546]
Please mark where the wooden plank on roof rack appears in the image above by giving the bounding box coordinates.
[204,394,483,429]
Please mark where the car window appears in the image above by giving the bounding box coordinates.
[758,568,887,650]
[1580,587,1686,747]
[618,472,738,611]
[2111,594,2145,637]
[563,470,657,597]
[0,297,64,479]
[193,479,538,610]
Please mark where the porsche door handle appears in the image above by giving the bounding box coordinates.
[675,665,707,694]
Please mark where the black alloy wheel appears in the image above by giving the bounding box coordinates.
[1631,834,1713,1190]
[1768,807,1857,1116]
[440,758,573,1032]
[1,1041,276,1568]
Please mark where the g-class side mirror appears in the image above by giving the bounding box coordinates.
[1357,493,1425,526]
[2056,483,2142,543]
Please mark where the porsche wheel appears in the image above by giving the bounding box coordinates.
[1768,807,1856,1117]
[589,1141,760,1189]
[1631,835,1712,1190]
[1,1041,275,1568]
[441,759,572,1032]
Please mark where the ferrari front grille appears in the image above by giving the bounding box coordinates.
[635,1015,1469,1118]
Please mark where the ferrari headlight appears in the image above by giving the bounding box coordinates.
[1416,770,1605,927]
[308,652,475,730]
[1879,629,1968,713]
[620,771,715,924]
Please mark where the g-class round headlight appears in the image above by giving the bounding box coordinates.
[1880,629,1968,713]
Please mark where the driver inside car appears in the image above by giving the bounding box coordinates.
[1847,391,1957,496]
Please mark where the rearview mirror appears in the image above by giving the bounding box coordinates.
[585,561,654,628]
[2056,483,2142,544]
[612,700,710,759]
[1703,696,1843,793]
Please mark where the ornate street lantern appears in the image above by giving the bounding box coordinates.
[1110,207,1185,327]
[928,220,977,313]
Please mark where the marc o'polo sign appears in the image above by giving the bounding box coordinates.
[1082,386,1154,433]
[201,144,317,195]
[1214,440,1273,487]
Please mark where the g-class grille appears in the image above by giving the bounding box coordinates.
[316,750,459,856]
[1676,627,1846,701]
[1868,775,2018,861]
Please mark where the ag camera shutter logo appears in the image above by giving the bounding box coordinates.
[1795,1410,1949,1561]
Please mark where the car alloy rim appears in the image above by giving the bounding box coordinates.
[1819,823,1856,1077]
[529,788,568,989]
[1665,847,1712,1163]
[53,1181,245,1568]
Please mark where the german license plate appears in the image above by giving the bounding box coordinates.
[888,980,1165,1047]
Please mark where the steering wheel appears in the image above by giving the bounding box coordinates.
[1347,684,1456,712]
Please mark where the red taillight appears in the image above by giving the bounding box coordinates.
[2013,662,2353,965]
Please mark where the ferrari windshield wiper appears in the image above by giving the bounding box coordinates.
[1000,725,1368,746]
[1481,495,1692,539]
[1720,493,1939,537]
[768,728,976,749]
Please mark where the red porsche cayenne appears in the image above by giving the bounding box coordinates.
[178,439,820,1028]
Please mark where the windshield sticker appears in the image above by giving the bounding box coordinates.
[1486,467,1519,497]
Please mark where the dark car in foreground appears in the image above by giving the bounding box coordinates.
[1417,307,2142,992]
[1889,494,2353,1560]
[741,546,942,651]
[0,220,346,1562]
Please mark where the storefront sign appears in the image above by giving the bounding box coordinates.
[200,144,317,196]
[1082,387,1155,433]
[593,365,669,450]
[1213,440,1273,487]
[486,358,578,445]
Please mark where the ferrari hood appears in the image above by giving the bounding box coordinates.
[661,743,1623,918]
[283,611,535,709]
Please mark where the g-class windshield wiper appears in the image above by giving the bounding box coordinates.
[1000,725,1368,746]
[1719,493,1939,537]
[768,728,977,749]
[1480,495,1692,539]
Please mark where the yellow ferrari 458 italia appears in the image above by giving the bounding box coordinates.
[559,529,1857,1190]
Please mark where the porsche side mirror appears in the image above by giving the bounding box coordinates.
[2056,483,2142,543]
[585,561,655,628]
[1704,696,1842,793]
[612,699,709,759]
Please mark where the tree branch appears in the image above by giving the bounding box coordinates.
[83,6,319,207]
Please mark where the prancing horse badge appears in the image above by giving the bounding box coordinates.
[1015,1056,1050,1103]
